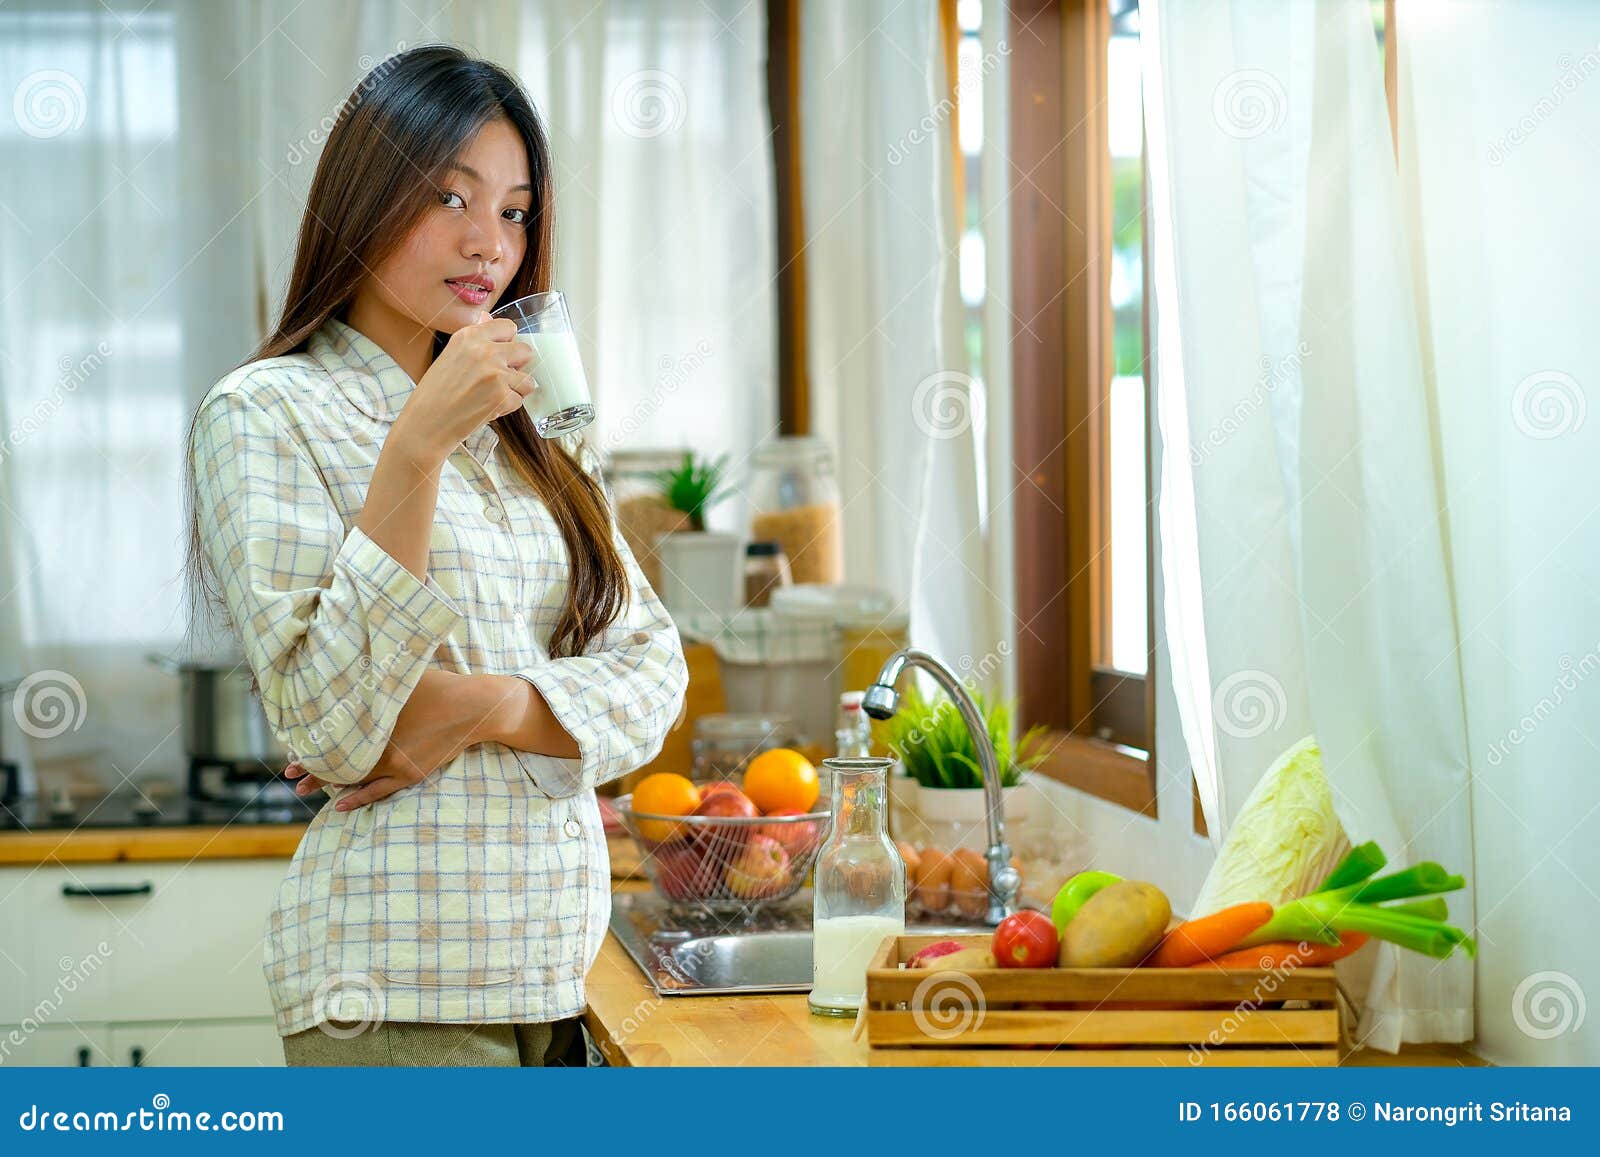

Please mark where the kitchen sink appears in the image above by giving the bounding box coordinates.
[609,888,993,997]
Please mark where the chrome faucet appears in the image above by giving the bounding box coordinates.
[861,648,1021,926]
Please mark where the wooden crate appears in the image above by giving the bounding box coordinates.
[863,934,1340,1067]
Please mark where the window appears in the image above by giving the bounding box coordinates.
[1010,0,1154,814]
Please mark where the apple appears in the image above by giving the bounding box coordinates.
[693,787,758,819]
[697,779,743,802]
[724,834,792,899]
[652,842,709,900]
[757,808,820,860]
[690,787,760,862]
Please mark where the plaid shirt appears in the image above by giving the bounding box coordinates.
[192,316,687,1036]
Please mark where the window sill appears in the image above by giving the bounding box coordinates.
[1031,731,1155,817]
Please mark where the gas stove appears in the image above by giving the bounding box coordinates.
[0,780,321,833]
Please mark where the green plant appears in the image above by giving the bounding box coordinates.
[883,683,1048,791]
[653,451,733,531]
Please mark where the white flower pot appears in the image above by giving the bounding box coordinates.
[913,779,1031,853]
[654,531,745,615]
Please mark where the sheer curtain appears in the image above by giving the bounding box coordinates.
[0,1,196,782]
[798,0,1000,668]
[1142,0,1473,1050]
[1400,0,1600,1067]
[0,0,774,787]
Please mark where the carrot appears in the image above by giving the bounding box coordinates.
[1195,932,1370,970]
[1145,902,1274,967]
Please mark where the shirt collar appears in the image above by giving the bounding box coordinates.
[309,316,500,461]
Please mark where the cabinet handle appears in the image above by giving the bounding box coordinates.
[61,882,153,898]
[77,1046,90,1067]
[129,1046,143,1067]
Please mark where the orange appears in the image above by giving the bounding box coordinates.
[630,772,701,843]
[742,748,820,814]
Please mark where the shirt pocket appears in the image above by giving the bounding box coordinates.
[370,814,528,988]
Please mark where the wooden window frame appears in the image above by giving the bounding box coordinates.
[1010,0,1155,815]
[767,0,810,435]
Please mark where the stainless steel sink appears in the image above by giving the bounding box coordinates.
[609,888,993,997]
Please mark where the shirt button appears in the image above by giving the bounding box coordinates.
[563,818,582,838]
[484,504,503,522]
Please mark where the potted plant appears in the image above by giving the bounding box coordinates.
[650,452,745,615]
[882,683,1047,851]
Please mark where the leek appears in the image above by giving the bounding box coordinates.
[1240,844,1476,960]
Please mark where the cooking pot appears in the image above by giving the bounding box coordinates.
[0,677,36,804]
[145,655,288,769]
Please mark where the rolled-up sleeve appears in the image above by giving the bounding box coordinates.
[192,388,463,784]
[511,448,688,798]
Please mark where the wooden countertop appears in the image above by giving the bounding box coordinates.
[584,880,867,1066]
[0,824,310,864]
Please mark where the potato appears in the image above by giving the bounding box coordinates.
[949,848,990,919]
[1058,880,1171,968]
[913,849,953,911]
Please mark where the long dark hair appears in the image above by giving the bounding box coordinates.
[186,44,625,659]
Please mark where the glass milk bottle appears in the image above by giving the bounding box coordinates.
[808,757,906,1017]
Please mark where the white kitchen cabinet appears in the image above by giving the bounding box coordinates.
[108,1021,284,1067]
[0,859,289,1066]
[0,1023,111,1067]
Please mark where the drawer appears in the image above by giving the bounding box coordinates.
[3,860,286,1023]
[108,1020,284,1067]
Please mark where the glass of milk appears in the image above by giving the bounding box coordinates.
[490,291,595,437]
[809,756,906,1017]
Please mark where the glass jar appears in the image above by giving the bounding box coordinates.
[839,608,910,753]
[742,541,792,608]
[809,756,906,1017]
[748,436,844,586]
[606,449,691,590]
[690,713,802,784]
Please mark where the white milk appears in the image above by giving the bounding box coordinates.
[517,330,591,422]
[810,912,904,1012]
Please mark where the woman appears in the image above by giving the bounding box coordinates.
[186,45,687,1067]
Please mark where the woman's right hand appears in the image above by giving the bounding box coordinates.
[390,313,533,462]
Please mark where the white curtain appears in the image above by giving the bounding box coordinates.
[518,0,776,503]
[799,0,1000,668]
[1399,0,1600,1067]
[1143,0,1474,1050]
[0,0,774,785]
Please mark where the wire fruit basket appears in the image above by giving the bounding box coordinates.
[615,792,831,915]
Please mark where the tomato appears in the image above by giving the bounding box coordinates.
[992,909,1059,969]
